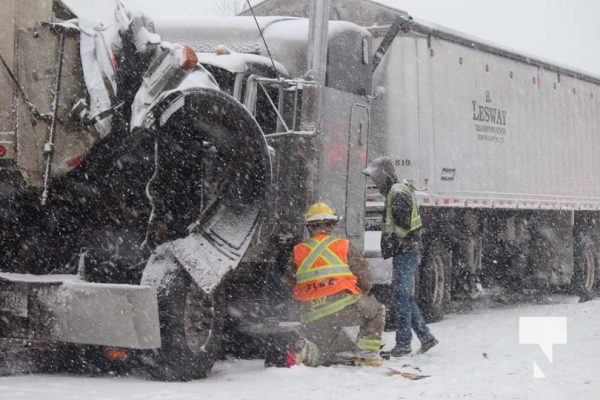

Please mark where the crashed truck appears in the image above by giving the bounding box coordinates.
[1,0,600,381]
[0,0,378,379]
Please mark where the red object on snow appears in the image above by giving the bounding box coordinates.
[285,346,297,367]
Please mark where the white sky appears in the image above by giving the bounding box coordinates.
[123,0,600,76]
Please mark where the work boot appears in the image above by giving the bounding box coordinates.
[390,345,411,357]
[355,350,383,367]
[335,350,383,367]
[417,337,439,354]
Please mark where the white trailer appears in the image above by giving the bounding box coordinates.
[365,15,600,320]
[371,19,600,209]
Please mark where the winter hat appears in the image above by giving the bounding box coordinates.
[363,156,397,192]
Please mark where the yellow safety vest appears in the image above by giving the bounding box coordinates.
[383,182,422,238]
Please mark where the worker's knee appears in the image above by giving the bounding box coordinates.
[358,294,385,318]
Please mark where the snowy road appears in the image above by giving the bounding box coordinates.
[1,297,598,400]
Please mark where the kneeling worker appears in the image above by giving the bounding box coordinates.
[289,202,385,367]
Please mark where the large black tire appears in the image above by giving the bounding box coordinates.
[572,234,596,298]
[418,241,452,323]
[146,266,224,381]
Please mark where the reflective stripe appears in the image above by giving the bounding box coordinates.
[296,265,353,284]
[383,183,422,239]
[319,247,346,266]
[296,236,352,284]
[301,294,362,323]
[298,236,337,272]
[358,338,382,351]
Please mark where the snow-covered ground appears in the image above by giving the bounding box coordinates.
[1,297,598,400]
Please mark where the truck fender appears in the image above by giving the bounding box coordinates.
[137,87,272,379]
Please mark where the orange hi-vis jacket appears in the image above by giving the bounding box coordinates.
[292,233,363,302]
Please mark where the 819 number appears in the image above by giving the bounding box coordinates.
[394,159,411,166]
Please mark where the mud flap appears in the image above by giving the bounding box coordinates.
[143,204,261,295]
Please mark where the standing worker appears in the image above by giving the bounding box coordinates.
[363,157,438,357]
[289,202,386,366]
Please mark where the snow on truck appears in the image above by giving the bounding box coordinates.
[0,0,598,380]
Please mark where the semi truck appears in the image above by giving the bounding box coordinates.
[244,0,600,317]
[0,0,598,380]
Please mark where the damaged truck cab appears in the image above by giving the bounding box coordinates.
[0,0,374,380]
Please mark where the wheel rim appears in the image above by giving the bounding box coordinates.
[583,247,596,293]
[184,282,215,353]
[432,255,445,307]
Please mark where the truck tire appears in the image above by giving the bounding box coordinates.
[148,266,224,381]
[418,241,451,323]
[572,234,596,297]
